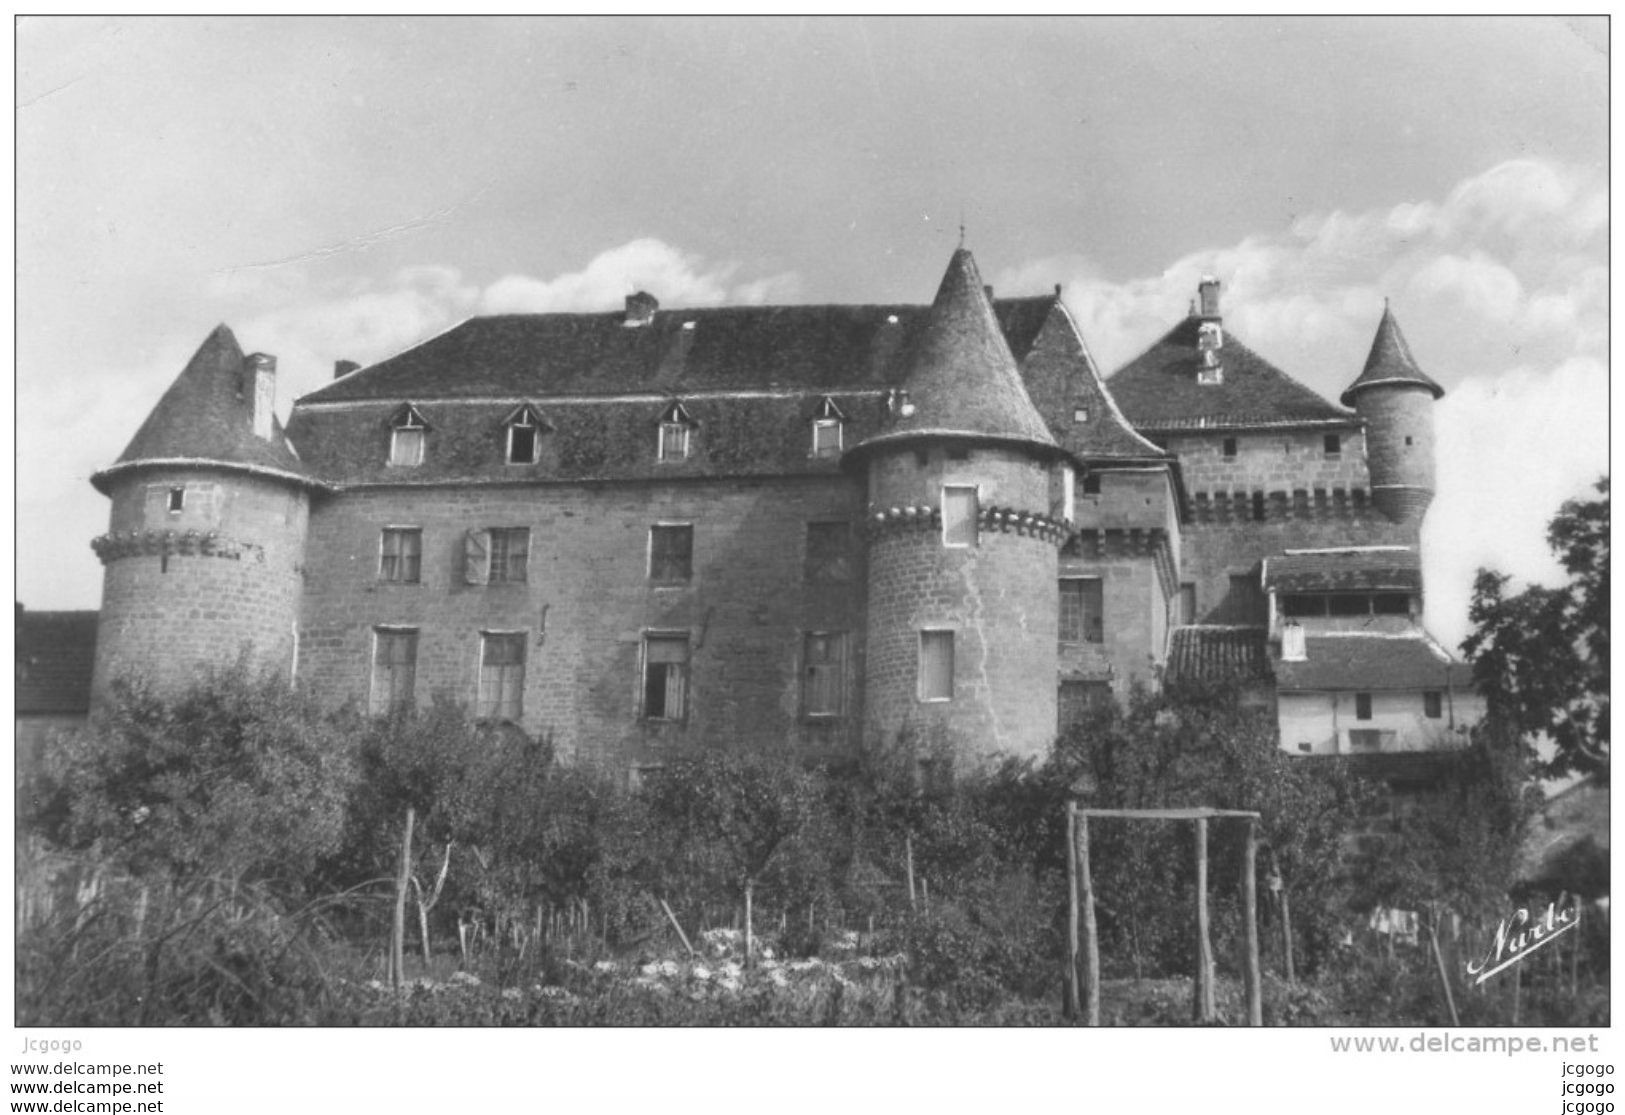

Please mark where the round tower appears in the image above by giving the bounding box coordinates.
[846,250,1068,772]
[89,326,319,703]
[1341,305,1444,528]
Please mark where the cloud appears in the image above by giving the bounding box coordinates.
[998,157,1608,653]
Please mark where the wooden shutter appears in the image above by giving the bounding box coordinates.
[919,630,954,700]
[464,529,490,585]
[942,486,977,547]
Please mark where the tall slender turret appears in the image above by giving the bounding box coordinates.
[89,326,321,702]
[846,250,1068,771]
[1341,306,1444,528]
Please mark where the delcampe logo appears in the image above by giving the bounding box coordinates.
[1465,898,1580,986]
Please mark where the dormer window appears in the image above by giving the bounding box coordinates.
[658,401,694,462]
[503,405,549,465]
[389,405,428,468]
[811,397,845,458]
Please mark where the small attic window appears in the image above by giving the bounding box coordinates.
[1073,406,1089,423]
[504,405,549,465]
[658,401,694,462]
[389,405,428,468]
[811,397,845,458]
[167,487,185,513]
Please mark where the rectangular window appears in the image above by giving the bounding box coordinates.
[167,487,185,513]
[811,419,842,458]
[642,634,690,721]
[508,421,538,464]
[1082,473,1102,495]
[1251,491,1267,521]
[1347,728,1392,752]
[1282,594,1328,617]
[1328,594,1369,617]
[1423,691,1443,719]
[805,521,852,583]
[1324,434,1342,457]
[478,632,525,722]
[488,528,530,584]
[659,422,689,462]
[942,485,978,548]
[1058,578,1104,644]
[649,524,694,583]
[1355,692,1373,721]
[802,632,846,717]
[1223,437,1238,458]
[1373,594,1410,615]
[918,630,955,701]
[370,628,418,715]
[390,427,425,467]
[379,528,423,583]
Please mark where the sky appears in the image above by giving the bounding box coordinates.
[15,16,1609,654]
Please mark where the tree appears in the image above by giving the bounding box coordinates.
[37,666,357,889]
[1464,477,1609,780]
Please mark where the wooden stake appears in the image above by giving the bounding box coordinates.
[905,834,917,909]
[1429,918,1459,1026]
[1280,883,1296,985]
[660,898,696,957]
[1242,819,1262,1026]
[1079,810,1100,1027]
[1065,804,1080,1021]
[391,806,415,990]
[1193,818,1214,1022]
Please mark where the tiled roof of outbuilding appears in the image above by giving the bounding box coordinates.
[1274,633,1466,693]
[1340,306,1444,406]
[1264,548,1422,594]
[848,249,1057,457]
[1165,626,1274,685]
[16,609,98,715]
[92,326,313,494]
[1107,316,1356,432]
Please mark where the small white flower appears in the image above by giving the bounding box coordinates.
[450,970,482,986]
[691,965,712,980]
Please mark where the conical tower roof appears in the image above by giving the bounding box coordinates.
[91,325,314,494]
[1340,306,1444,406]
[849,249,1058,459]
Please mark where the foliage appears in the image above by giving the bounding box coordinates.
[1464,476,1609,780]
[36,665,357,889]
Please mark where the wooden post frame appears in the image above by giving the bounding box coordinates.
[1069,806,1261,1026]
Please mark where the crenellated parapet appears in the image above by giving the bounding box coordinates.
[90,529,264,565]
[866,502,1071,546]
[1185,487,1387,524]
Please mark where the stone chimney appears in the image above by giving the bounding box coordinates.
[334,359,361,380]
[245,353,276,440]
[624,291,659,327]
[1197,275,1221,319]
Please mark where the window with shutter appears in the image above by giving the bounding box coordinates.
[478,633,526,721]
[488,528,530,583]
[464,529,491,585]
[370,628,418,715]
[642,634,690,721]
[803,632,846,717]
[918,630,954,701]
[941,485,978,548]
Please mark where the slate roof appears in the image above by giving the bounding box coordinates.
[1264,548,1422,594]
[301,293,1057,404]
[1274,633,1467,693]
[16,609,98,715]
[1017,300,1169,463]
[1340,306,1444,407]
[1107,315,1357,432]
[848,249,1058,458]
[1164,626,1273,685]
[92,326,314,494]
[287,255,1112,484]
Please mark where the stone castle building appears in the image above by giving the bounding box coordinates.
[75,249,1481,778]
